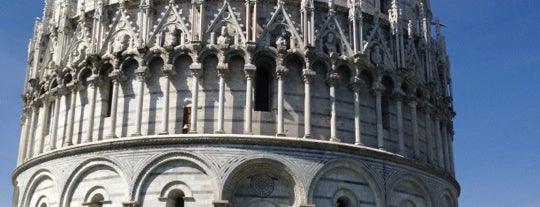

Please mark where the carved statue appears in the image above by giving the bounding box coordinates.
[69,44,88,66]
[94,0,105,19]
[323,32,339,54]
[163,25,179,48]
[371,44,383,67]
[275,29,288,50]
[217,26,229,45]
[112,34,130,54]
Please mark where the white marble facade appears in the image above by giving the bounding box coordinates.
[14,0,457,206]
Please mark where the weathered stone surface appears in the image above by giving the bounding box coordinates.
[14,0,457,206]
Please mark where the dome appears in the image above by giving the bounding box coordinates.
[13,0,458,207]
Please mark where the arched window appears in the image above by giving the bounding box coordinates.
[336,196,351,207]
[82,193,105,207]
[166,189,185,207]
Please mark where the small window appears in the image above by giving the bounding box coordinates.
[337,197,351,207]
[167,189,185,207]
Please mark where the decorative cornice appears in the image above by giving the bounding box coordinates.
[12,135,460,193]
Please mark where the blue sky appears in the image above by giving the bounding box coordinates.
[0,1,538,206]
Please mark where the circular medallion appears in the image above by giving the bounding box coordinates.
[250,174,274,197]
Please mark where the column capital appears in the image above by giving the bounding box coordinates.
[349,77,365,91]
[276,66,289,79]
[407,96,418,106]
[217,63,229,77]
[66,80,85,92]
[189,62,203,78]
[302,69,316,83]
[392,88,406,100]
[325,72,340,86]
[87,75,103,88]
[40,93,54,104]
[50,85,66,96]
[31,99,43,109]
[370,82,385,95]
[135,66,150,81]
[244,63,256,79]
[162,63,177,77]
[419,101,434,113]
[109,69,127,82]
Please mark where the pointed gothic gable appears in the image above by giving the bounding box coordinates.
[204,0,246,45]
[100,4,140,54]
[256,0,304,49]
[364,18,396,70]
[61,20,91,67]
[315,13,353,56]
[148,2,191,48]
[405,38,422,76]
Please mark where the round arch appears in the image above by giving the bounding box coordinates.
[132,151,219,202]
[21,169,58,207]
[439,189,457,207]
[221,156,306,206]
[60,157,129,207]
[388,174,434,207]
[306,159,384,207]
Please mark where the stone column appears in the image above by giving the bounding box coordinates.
[84,76,100,143]
[422,102,434,163]
[434,115,444,168]
[65,82,80,146]
[216,64,227,134]
[371,83,385,150]
[189,63,202,133]
[48,87,65,150]
[244,64,256,134]
[160,66,176,135]
[449,128,456,176]
[442,122,451,172]
[276,66,288,136]
[351,78,364,145]
[132,67,148,137]
[107,70,124,139]
[302,69,315,138]
[393,89,406,155]
[326,73,340,142]
[409,99,420,158]
[26,103,40,159]
[37,96,52,154]
[18,109,31,164]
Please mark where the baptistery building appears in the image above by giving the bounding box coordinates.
[13,0,458,206]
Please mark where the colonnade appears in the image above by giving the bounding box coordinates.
[17,58,455,176]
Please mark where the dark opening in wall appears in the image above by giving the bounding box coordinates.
[254,56,275,112]
[105,80,113,118]
[167,189,185,207]
[336,197,350,207]
[182,106,191,134]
